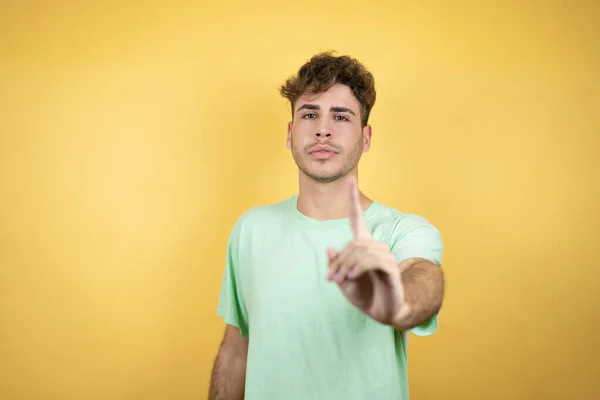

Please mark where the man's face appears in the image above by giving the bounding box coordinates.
[286,83,372,183]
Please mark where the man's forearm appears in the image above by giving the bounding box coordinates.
[208,344,247,400]
[393,260,445,331]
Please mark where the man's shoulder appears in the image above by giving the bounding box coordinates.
[369,200,442,249]
[370,200,438,230]
[371,200,443,264]
[230,195,294,234]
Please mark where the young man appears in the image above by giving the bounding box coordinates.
[209,52,445,400]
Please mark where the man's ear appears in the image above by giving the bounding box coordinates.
[362,124,372,152]
[286,121,292,149]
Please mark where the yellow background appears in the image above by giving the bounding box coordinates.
[1,1,598,399]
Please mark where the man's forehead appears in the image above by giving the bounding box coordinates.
[296,86,359,110]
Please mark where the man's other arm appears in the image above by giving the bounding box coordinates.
[393,257,445,331]
[208,325,248,400]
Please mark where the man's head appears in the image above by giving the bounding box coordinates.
[280,52,377,183]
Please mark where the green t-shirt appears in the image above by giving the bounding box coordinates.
[217,194,443,400]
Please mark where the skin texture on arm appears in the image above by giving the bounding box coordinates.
[208,325,249,400]
[393,257,445,331]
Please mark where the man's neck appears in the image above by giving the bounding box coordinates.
[296,172,373,221]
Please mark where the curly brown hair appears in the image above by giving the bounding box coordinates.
[279,51,376,127]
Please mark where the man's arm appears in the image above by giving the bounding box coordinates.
[209,325,249,400]
[393,257,445,331]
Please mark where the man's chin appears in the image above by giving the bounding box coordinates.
[302,168,344,183]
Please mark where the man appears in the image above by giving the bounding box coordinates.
[209,52,445,400]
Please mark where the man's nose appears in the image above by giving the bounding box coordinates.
[315,127,332,139]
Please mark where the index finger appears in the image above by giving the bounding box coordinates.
[348,176,370,239]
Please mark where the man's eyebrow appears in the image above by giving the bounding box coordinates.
[296,104,356,116]
[330,106,356,116]
[296,104,320,112]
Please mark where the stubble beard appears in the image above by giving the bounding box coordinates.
[291,136,364,183]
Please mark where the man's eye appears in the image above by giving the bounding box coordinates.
[335,115,349,121]
[303,113,317,119]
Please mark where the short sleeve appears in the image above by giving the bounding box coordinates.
[216,218,250,338]
[389,214,444,336]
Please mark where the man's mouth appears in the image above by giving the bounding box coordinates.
[310,149,336,159]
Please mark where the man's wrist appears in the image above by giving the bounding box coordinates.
[391,297,410,327]
[392,266,410,329]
